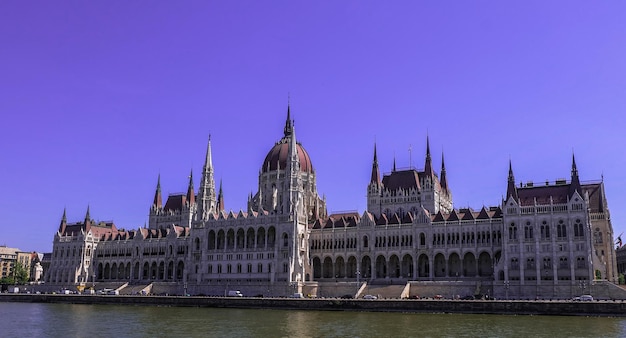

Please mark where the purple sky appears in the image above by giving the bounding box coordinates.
[1,2,625,253]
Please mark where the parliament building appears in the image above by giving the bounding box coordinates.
[46,107,619,299]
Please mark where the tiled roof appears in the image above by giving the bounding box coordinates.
[382,169,421,191]
[518,185,569,206]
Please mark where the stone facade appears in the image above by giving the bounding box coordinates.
[45,107,617,299]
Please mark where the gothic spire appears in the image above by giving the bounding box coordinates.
[370,143,381,184]
[569,153,581,198]
[506,160,519,202]
[197,135,217,219]
[283,104,293,137]
[186,169,195,207]
[153,174,162,208]
[59,208,67,233]
[440,152,449,194]
[83,205,92,230]
[424,135,433,177]
[217,179,224,212]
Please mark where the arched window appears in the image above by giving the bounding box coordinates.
[557,220,567,239]
[509,223,518,240]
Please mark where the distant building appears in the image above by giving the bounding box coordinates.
[0,246,19,279]
[0,246,35,282]
[45,106,618,299]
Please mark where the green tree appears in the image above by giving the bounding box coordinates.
[13,262,29,284]
[0,276,15,285]
[619,274,625,285]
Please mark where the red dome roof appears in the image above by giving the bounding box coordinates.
[262,141,313,173]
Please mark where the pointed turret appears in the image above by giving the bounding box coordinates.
[287,119,299,172]
[153,174,162,208]
[440,152,449,194]
[569,153,581,198]
[186,169,195,207]
[506,160,519,202]
[370,143,381,185]
[58,208,67,233]
[393,156,396,172]
[286,119,301,216]
[284,104,293,137]
[424,135,433,177]
[197,135,217,219]
[217,179,224,211]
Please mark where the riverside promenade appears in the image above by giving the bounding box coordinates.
[2,293,626,317]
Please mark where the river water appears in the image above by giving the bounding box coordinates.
[1,302,625,337]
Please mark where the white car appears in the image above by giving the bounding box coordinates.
[363,295,378,300]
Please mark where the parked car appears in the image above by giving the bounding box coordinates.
[580,295,594,301]
[290,293,304,298]
[363,294,378,300]
[227,290,243,297]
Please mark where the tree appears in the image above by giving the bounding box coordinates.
[11,262,29,285]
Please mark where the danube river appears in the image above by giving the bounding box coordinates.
[2,302,626,337]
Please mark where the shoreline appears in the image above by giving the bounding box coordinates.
[2,294,626,317]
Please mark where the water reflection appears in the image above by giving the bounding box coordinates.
[1,302,625,338]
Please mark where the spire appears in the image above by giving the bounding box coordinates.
[83,205,92,230]
[153,174,162,208]
[186,169,195,207]
[440,152,449,194]
[217,179,224,212]
[58,208,67,233]
[284,103,293,137]
[393,156,396,172]
[424,135,433,177]
[506,160,519,202]
[286,120,300,216]
[370,143,381,184]
[197,136,217,219]
[287,119,299,172]
[569,153,581,197]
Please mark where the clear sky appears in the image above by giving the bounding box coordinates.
[1,2,625,253]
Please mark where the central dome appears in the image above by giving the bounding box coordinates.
[262,140,313,173]
[261,108,313,173]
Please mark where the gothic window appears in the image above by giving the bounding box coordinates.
[574,219,584,238]
[543,257,552,269]
[510,257,519,270]
[540,221,550,240]
[526,258,535,269]
[594,228,603,244]
[524,222,534,240]
[557,220,567,239]
[576,257,586,269]
[509,223,518,240]
[283,233,289,247]
[559,257,568,269]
